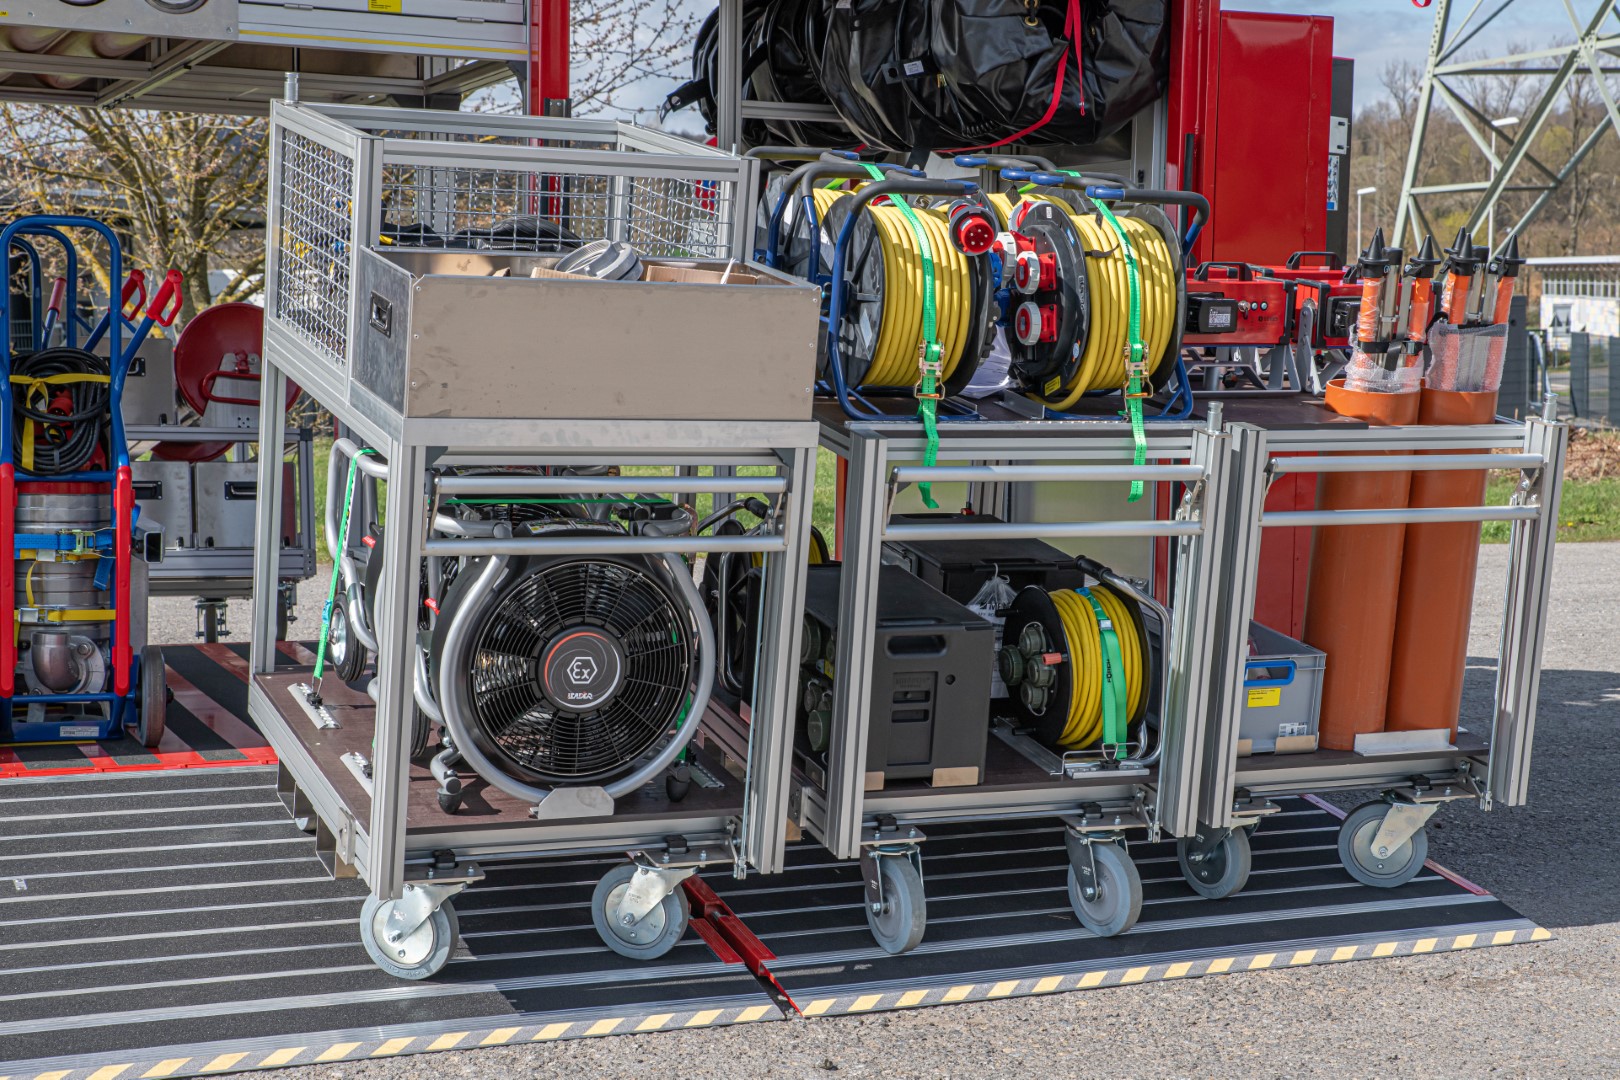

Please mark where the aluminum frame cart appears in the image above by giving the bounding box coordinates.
[760,405,1233,950]
[252,95,821,978]
[1196,400,1568,888]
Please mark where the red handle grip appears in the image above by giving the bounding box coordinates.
[121,270,147,319]
[46,276,66,316]
[147,270,184,327]
[199,367,264,407]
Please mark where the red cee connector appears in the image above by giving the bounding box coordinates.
[1015,251,1058,294]
[948,202,998,256]
[1014,301,1059,345]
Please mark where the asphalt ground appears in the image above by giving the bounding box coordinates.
[146,542,1620,1080]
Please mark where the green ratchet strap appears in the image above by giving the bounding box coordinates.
[1091,199,1148,504]
[314,448,376,694]
[861,163,942,508]
[1078,587,1128,760]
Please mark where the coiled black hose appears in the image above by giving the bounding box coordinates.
[10,347,110,475]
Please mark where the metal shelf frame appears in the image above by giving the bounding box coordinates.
[1199,404,1570,829]
[804,411,1234,861]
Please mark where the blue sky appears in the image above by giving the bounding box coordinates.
[1228,0,1585,107]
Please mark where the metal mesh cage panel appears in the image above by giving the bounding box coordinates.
[274,129,355,364]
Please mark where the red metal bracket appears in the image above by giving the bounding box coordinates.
[681,876,776,978]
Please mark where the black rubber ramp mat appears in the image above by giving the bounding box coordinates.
[0,767,783,1080]
[712,797,1546,1016]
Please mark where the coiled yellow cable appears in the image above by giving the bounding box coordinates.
[817,188,977,389]
[1047,585,1146,750]
[1035,211,1177,411]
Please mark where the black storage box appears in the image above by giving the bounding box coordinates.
[883,513,1085,604]
[802,564,994,787]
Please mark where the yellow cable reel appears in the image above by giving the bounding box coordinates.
[1004,200,1183,410]
[998,583,1149,751]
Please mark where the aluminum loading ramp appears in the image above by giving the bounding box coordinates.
[0,659,1546,1080]
[713,801,1546,1017]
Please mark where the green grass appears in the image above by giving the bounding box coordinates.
[1483,475,1620,543]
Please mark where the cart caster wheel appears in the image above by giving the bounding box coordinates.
[1338,801,1428,888]
[592,863,691,961]
[135,647,166,749]
[359,892,456,980]
[1069,842,1143,937]
[329,604,369,684]
[865,855,927,955]
[665,764,692,803]
[1177,827,1252,900]
[294,814,317,834]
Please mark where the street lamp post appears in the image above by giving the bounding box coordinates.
[1489,115,1521,254]
[1356,186,1377,253]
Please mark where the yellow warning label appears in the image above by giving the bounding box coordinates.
[369,0,402,11]
[1043,375,1062,395]
[1247,687,1281,708]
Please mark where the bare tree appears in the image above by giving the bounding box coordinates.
[0,105,266,325]
[570,0,702,119]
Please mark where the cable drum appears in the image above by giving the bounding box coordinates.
[825,193,994,393]
[998,584,1150,751]
[1005,200,1185,410]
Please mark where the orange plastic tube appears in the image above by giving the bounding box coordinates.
[1304,380,1421,751]
[1385,387,1500,739]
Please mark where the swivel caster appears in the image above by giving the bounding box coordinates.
[1177,825,1253,900]
[863,851,926,955]
[1068,839,1142,937]
[1338,800,1431,888]
[665,763,692,803]
[358,891,458,980]
[592,862,691,960]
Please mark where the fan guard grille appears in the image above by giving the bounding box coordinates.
[466,558,694,784]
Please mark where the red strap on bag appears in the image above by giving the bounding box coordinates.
[948,0,1085,152]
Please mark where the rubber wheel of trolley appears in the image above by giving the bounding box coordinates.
[592,863,692,961]
[328,603,369,684]
[411,706,433,760]
[865,855,927,955]
[1338,801,1429,888]
[135,647,167,749]
[1177,827,1252,900]
[359,893,457,980]
[1069,842,1143,937]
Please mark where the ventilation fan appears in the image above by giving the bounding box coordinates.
[433,524,713,805]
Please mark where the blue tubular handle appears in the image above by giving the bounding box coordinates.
[1022,174,1213,257]
[1244,658,1297,688]
[823,177,981,421]
[956,153,1058,172]
[7,239,43,352]
[14,226,81,348]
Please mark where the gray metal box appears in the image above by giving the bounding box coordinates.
[194,461,261,550]
[132,460,194,549]
[355,248,819,422]
[1236,623,1326,756]
[121,336,179,428]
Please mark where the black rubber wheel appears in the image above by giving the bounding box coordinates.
[1338,801,1429,888]
[592,863,691,960]
[410,706,432,760]
[865,855,927,955]
[1069,841,1143,937]
[359,892,456,980]
[135,647,166,749]
[1177,827,1252,900]
[666,764,692,803]
[329,604,369,684]
[436,784,463,815]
